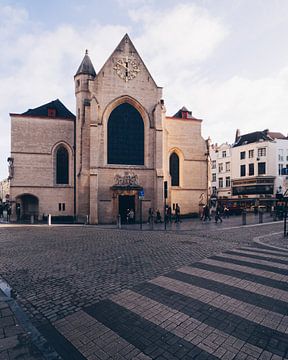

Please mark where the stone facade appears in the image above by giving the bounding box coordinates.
[9,34,208,223]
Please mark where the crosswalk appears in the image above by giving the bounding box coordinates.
[52,245,288,359]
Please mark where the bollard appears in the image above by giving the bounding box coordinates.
[86,215,89,225]
[48,214,51,226]
[30,215,34,224]
[117,214,121,229]
[242,210,246,225]
[259,210,263,224]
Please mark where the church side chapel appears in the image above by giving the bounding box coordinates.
[9,34,208,224]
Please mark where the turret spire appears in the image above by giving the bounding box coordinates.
[75,50,96,77]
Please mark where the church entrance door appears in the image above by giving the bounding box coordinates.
[119,195,135,224]
[16,194,39,221]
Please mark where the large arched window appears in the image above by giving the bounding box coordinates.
[170,152,179,186]
[56,146,69,184]
[108,103,144,165]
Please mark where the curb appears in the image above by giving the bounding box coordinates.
[253,232,288,252]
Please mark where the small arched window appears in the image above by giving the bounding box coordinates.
[56,146,69,184]
[170,152,179,186]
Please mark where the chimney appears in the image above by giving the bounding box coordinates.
[235,129,240,142]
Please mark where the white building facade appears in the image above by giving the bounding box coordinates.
[210,130,288,210]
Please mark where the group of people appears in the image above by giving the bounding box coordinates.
[0,202,12,222]
[147,203,181,224]
[125,208,135,224]
[201,204,230,223]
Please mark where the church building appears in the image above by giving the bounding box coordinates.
[9,34,208,224]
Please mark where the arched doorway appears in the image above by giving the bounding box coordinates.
[16,194,39,221]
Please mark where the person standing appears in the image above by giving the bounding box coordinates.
[147,208,153,224]
[175,203,181,223]
[7,204,12,222]
[16,203,21,222]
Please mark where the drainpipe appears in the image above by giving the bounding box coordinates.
[73,117,76,222]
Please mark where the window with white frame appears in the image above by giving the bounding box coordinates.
[240,151,246,160]
[225,162,230,172]
[240,164,246,177]
[219,177,223,188]
[278,149,284,162]
[278,164,284,175]
[212,173,216,182]
[212,160,216,169]
[257,147,266,157]
[218,163,223,173]
[258,162,266,175]
[222,151,226,158]
[249,163,254,176]
[248,149,254,158]
[225,177,231,187]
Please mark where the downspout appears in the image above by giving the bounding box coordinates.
[73,117,76,221]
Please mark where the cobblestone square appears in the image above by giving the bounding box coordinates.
[0,219,287,359]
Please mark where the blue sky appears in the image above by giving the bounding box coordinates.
[1,0,288,179]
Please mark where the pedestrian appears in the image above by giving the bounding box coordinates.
[129,208,134,223]
[126,209,130,224]
[155,209,162,223]
[175,203,181,223]
[166,206,172,223]
[202,204,211,222]
[16,203,21,222]
[7,205,12,222]
[215,205,223,223]
[223,205,229,218]
[147,208,153,224]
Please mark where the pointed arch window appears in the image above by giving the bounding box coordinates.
[170,152,179,186]
[108,103,144,165]
[56,146,69,184]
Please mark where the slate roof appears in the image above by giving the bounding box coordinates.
[267,132,287,140]
[173,106,194,119]
[75,50,96,77]
[233,130,273,147]
[21,99,75,119]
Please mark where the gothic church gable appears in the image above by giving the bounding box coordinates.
[91,34,162,120]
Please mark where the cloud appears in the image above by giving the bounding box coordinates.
[0,4,128,179]
[131,3,229,81]
[127,3,288,144]
[1,1,288,180]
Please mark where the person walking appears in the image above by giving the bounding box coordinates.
[147,208,154,224]
[215,205,223,223]
[166,206,172,223]
[202,204,211,222]
[155,209,162,223]
[175,203,181,223]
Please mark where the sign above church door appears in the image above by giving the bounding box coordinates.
[111,171,142,190]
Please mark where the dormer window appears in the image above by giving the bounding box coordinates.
[48,108,56,117]
[182,111,188,119]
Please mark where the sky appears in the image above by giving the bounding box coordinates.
[1,0,288,179]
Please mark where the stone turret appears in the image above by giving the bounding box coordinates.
[74,50,96,219]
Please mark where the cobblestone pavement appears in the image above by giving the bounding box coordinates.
[0,219,287,359]
[0,289,43,360]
